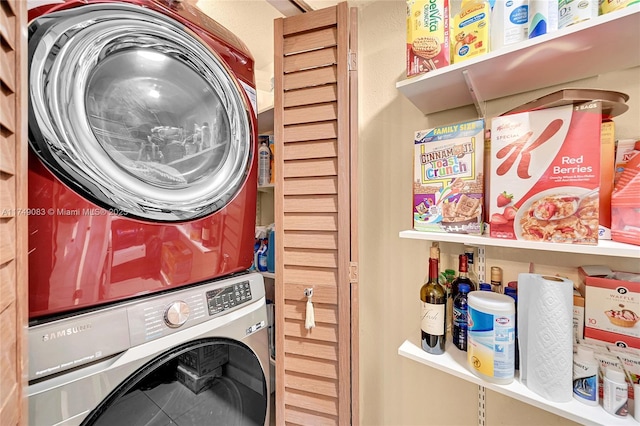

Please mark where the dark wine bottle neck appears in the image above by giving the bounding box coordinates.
[428,258,439,282]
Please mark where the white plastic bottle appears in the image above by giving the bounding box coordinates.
[528,0,558,39]
[491,0,529,51]
[603,366,629,418]
[558,0,598,29]
[572,346,599,406]
[258,138,271,186]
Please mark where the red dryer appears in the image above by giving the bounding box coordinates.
[28,0,258,320]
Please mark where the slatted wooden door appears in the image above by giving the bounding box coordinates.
[274,2,358,424]
[0,0,27,424]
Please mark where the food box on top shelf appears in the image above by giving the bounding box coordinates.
[611,144,640,246]
[579,266,640,349]
[413,119,484,235]
[489,101,602,244]
[500,88,630,240]
[406,0,450,77]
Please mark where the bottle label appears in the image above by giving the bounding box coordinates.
[573,358,598,403]
[603,377,629,417]
[421,302,445,335]
[453,306,467,327]
[468,307,515,379]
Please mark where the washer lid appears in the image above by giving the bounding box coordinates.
[28,3,253,222]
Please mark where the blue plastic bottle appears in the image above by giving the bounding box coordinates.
[453,283,471,351]
[267,228,275,273]
[505,286,519,370]
[257,239,268,272]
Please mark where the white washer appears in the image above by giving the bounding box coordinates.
[28,272,270,426]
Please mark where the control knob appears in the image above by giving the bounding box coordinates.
[164,300,190,328]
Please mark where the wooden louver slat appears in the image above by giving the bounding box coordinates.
[283,66,337,91]
[284,336,339,361]
[284,407,337,425]
[283,230,338,250]
[282,195,338,213]
[283,102,338,125]
[283,139,337,160]
[285,371,338,398]
[284,47,338,74]
[284,301,338,324]
[283,27,337,55]
[284,84,338,108]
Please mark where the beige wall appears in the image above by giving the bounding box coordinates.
[354,1,640,424]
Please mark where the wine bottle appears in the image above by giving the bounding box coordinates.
[451,254,476,302]
[420,246,446,355]
[464,246,479,285]
[491,266,503,293]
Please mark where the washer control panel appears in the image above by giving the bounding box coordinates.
[206,280,252,315]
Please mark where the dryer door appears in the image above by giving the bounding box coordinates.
[82,339,269,426]
[28,3,254,222]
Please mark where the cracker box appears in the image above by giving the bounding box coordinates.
[580,266,640,349]
[413,119,484,234]
[178,345,229,376]
[176,365,222,394]
[489,102,602,244]
[406,0,450,77]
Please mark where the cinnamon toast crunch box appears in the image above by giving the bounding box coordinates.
[413,119,484,234]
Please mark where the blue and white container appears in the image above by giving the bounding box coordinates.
[491,0,529,50]
[467,291,516,384]
[573,345,599,406]
[528,0,558,38]
[558,0,598,29]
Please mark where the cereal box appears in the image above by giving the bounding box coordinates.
[407,0,450,77]
[489,102,602,244]
[413,119,484,234]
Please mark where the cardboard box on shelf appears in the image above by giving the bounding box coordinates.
[574,288,585,341]
[176,364,222,394]
[614,139,640,186]
[612,146,640,246]
[413,119,485,235]
[177,345,229,376]
[579,266,640,349]
[599,120,615,240]
[489,101,602,244]
[406,0,450,77]
[161,240,193,285]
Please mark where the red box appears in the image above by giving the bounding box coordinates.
[580,266,640,349]
[611,149,640,246]
[489,102,602,244]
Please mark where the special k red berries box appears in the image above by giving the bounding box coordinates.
[489,101,602,244]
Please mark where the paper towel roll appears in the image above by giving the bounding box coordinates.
[518,273,574,402]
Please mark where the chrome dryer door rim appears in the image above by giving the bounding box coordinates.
[28,2,253,222]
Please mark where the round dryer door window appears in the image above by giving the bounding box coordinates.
[81,339,268,426]
[28,3,253,222]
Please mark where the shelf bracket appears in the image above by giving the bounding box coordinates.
[478,385,486,426]
[462,70,486,118]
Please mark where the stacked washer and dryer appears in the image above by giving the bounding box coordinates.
[26,1,270,424]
